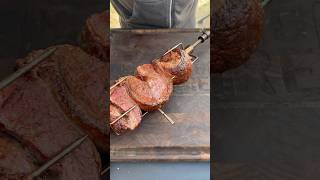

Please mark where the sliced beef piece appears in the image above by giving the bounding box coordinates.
[125,64,173,111]
[153,48,192,84]
[16,45,109,153]
[0,132,38,179]
[110,84,142,135]
[212,0,264,73]
[0,75,101,180]
[81,10,109,62]
[0,133,58,179]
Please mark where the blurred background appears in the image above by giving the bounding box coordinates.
[0,0,106,79]
[110,0,210,29]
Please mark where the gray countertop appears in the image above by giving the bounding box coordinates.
[109,162,210,180]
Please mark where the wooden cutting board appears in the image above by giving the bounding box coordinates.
[110,29,210,162]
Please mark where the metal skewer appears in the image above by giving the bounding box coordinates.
[185,30,210,54]
[158,108,174,124]
[110,77,127,90]
[110,105,137,125]
[24,135,88,180]
[101,166,110,176]
[0,47,56,91]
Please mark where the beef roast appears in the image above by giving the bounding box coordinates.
[81,10,109,62]
[153,48,192,84]
[110,84,142,135]
[212,0,264,73]
[16,45,109,153]
[125,64,173,111]
[0,75,101,179]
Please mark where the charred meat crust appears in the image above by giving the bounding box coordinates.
[16,45,109,153]
[212,0,264,73]
[153,48,193,84]
[0,75,101,180]
[125,64,173,111]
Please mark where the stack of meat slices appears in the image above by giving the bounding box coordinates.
[0,9,110,178]
[15,45,109,153]
[110,48,193,135]
[0,45,106,179]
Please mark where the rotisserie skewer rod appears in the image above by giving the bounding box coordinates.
[23,135,88,180]
[185,30,210,54]
[0,47,56,90]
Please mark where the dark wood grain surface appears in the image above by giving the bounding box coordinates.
[110,30,210,162]
[213,161,320,180]
[213,0,320,179]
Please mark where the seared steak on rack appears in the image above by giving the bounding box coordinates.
[125,64,173,111]
[81,11,109,62]
[110,84,142,135]
[0,75,101,179]
[16,45,109,152]
[153,48,192,84]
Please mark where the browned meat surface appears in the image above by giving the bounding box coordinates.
[0,133,60,179]
[212,0,264,73]
[125,64,173,111]
[81,10,109,62]
[110,84,142,135]
[16,45,109,152]
[0,133,38,179]
[153,48,192,84]
[0,75,101,179]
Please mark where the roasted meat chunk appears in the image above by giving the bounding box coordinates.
[110,84,142,135]
[153,48,192,84]
[125,64,173,111]
[0,76,101,180]
[16,45,109,152]
[212,0,264,73]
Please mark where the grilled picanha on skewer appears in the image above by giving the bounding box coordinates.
[110,84,142,135]
[126,63,173,111]
[0,132,92,179]
[0,45,106,179]
[0,8,110,178]
[110,48,193,135]
[15,45,109,153]
[153,48,193,85]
